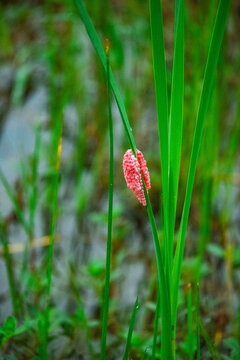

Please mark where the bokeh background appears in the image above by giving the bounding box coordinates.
[0,0,239,359]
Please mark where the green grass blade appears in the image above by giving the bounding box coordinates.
[196,283,200,360]
[149,0,169,246]
[100,48,114,360]
[43,118,63,359]
[22,126,41,274]
[187,284,194,360]
[0,168,30,235]
[148,6,172,349]
[122,297,139,360]
[74,0,136,155]
[172,0,231,325]
[168,0,184,269]
[144,184,173,360]
[152,289,160,359]
[29,126,41,236]
[0,218,19,316]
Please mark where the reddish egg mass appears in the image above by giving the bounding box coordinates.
[123,149,151,206]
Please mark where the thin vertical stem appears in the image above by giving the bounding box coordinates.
[152,289,161,359]
[144,183,173,360]
[100,43,114,360]
[122,297,139,360]
[43,121,63,360]
[187,284,194,360]
[0,219,18,316]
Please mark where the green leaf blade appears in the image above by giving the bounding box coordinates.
[74,0,136,154]
[172,0,231,325]
[149,0,169,242]
[168,0,184,269]
[122,297,139,360]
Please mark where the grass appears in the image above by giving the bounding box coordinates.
[0,0,238,359]
[122,297,139,360]
[172,0,231,331]
[100,42,114,360]
[0,218,18,317]
[75,0,231,358]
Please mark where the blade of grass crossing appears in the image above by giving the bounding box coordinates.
[152,289,161,359]
[122,297,139,360]
[29,126,41,237]
[100,46,114,360]
[22,126,41,274]
[74,0,136,155]
[29,126,41,270]
[43,117,63,359]
[0,168,31,235]
[149,0,169,256]
[168,0,184,275]
[143,183,173,360]
[187,284,194,360]
[196,283,200,360]
[172,0,231,327]
[0,217,18,316]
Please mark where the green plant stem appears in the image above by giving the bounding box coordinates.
[149,0,169,267]
[144,183,173,360]
[0,219,18,316]
[0,168,31,235]
[168,0,184,276]
[43,124,62,359]
[122,297,139,360]
[172,0,231,335]
[74,0,136,154]
[22,126,41,275]
[152,289,161,359]
[100,51,114,360]
[187,284,194,360]
[196,283,200,360]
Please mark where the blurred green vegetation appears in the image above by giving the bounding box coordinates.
[0,0,239,359]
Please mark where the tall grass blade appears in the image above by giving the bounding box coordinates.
[152,289,160,359]
[187,284,194,360]
[43,119,63,359]
[149,0,169,251]
[143,183,173,360]
[100,46,114,360]
[196,283,200,360]
[74,0,136,155]
[0,168,30,235]
[168,0,184,270]
[122,297,139,360]
[22,126,41,274]
[148,4,173,355]
[172,0,231,326]
[0,217,18,316]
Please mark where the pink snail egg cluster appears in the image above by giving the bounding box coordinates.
[123,149,151,206]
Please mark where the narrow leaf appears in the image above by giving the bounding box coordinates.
[74,0,136,154]
[122,297,139,360]
[100,48,114,360]
[149,0,169,244]
[168,0,184,269]
[172,0,231,324]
